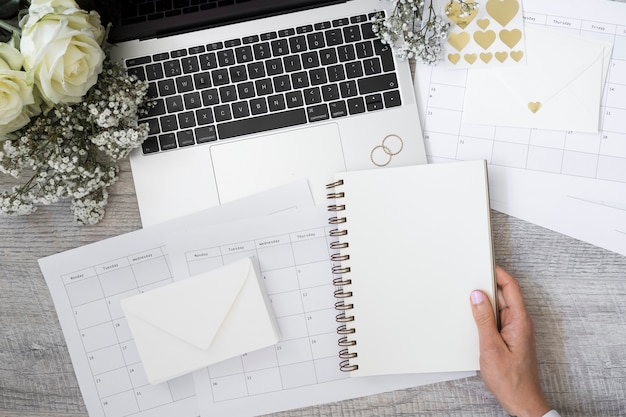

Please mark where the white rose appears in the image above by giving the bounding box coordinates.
[20,2,105,105]
[0,43,37,140]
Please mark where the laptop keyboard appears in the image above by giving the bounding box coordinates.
[124,11,402,155]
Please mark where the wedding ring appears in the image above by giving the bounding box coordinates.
[370,134,404,167]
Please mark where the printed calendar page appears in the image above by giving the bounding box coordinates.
[415,0,626,255]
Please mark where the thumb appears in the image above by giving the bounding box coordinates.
[470,290,501,351]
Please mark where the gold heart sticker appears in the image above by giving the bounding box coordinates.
[486,0,520,27]
[477,19,490,29]
[474,30,496,50]
[528,102,542,113]
[464,53,478,64]
[495,51,508,62]
[449,32,471,51]
[480,52,493,63]
[446,0,479,29]
[510,50,524,62]
[500,29,522,49]
[448,53,461,64]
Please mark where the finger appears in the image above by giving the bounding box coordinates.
[470,290,503,352]
[495,266,528,315]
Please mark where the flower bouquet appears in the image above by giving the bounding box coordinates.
[0,0,152,224]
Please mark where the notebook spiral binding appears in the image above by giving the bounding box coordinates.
[325,179,359,372]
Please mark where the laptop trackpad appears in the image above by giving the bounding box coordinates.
[210,123,346,205]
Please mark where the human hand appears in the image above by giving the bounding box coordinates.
[470,266,551,417]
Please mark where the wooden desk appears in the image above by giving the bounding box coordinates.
[2,156,626,417]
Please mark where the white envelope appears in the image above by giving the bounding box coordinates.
[462,26,613,133]
[121,256,280,385]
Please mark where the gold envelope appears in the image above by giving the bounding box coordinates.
[462,26,613,133]
[120,257,280,385]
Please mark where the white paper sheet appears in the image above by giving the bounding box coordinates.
[165,206,474,417]
[414,0,626,256]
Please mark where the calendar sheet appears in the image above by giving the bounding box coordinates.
[415,0,626,255]
[38,182,315,417]
[40,182,472,417]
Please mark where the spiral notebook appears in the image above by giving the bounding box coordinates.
[326,160,496,376]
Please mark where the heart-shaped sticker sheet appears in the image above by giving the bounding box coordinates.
[434,0,527,68]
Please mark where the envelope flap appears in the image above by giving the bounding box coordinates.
[122,257,254,350]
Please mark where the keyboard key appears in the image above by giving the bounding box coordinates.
[307,32,326,49]
[217,49,235,66]
[181,56,200,73]
[232,101,250,118]
[361,21,377,39]
[307,104,329,122]
[289,35,307,53]
[146,118,160,135]
[374,41,395,72]
[283,55,302,72]
[211,68,230,86]
[159,133,177,150]
[319,48,338,65]
[214,104,232,122]
[146,63,164,80]
[229,65,248,82]
[235,46,254,63]
[253,42,272,60]
[178,111,196,129]
[260,32,277,41]
[195,125,217,143]
[302,51,320,69]
[345,61,364,79]
[267,94,286,112]
[183,92,202,109]
[355,41,374,58]
[177,130,195,147]
[343,25,361,42]
[126,56,151,67]
[224,38,241,48]
[350,14,368,24]
[160,115,179,132]
[193,72,212,89]
[325,29,343,46]
[142,136,159,154]
[322,84,340,101]
[163,60,182,77]
[273,75,292,92]
[327,64,346,82]
[340,80,357,97]
[332,17,349,27]
[127,66,146,81]
[365,93,384,111]
[285,91,304,108]
[296,24,313,34]
[165,95,183,112]
[250,97,268,115]
[329,100,348,118]
[247,62,266,79]
[337,44,356,62]
[357,73,398,94]
[217,108,307,139]
[199,53,217,70]
[219,85,238,102]
[363,57,382,75]
[201,88,219,105]
[243,35,259,44]
[146,99,166,117]
[304,87,322,105]
[278,28,295,37]
[384,90,402,108]
[271,39,289,56]
[158,79,176,96]
[255,78,274,95]
[176,75,194,92]
[291,72,309,89]
[347,96,365,114]
[265,58,284,76]
[237,81,256,99]
[309,68,327,85]
[196,108,214,124]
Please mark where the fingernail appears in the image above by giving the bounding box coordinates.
[471,290,485,305]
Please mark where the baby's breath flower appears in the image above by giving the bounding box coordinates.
[0,59,153,224]
[372,0,451,65]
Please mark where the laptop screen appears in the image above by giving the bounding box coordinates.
[100,0,345,42]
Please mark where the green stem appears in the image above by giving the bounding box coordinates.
[0,20,21,36]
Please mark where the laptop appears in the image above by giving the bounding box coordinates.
[107,0,427,226]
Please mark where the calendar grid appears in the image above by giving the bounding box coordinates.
[184,225,347,403]
[422,14,626,185]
